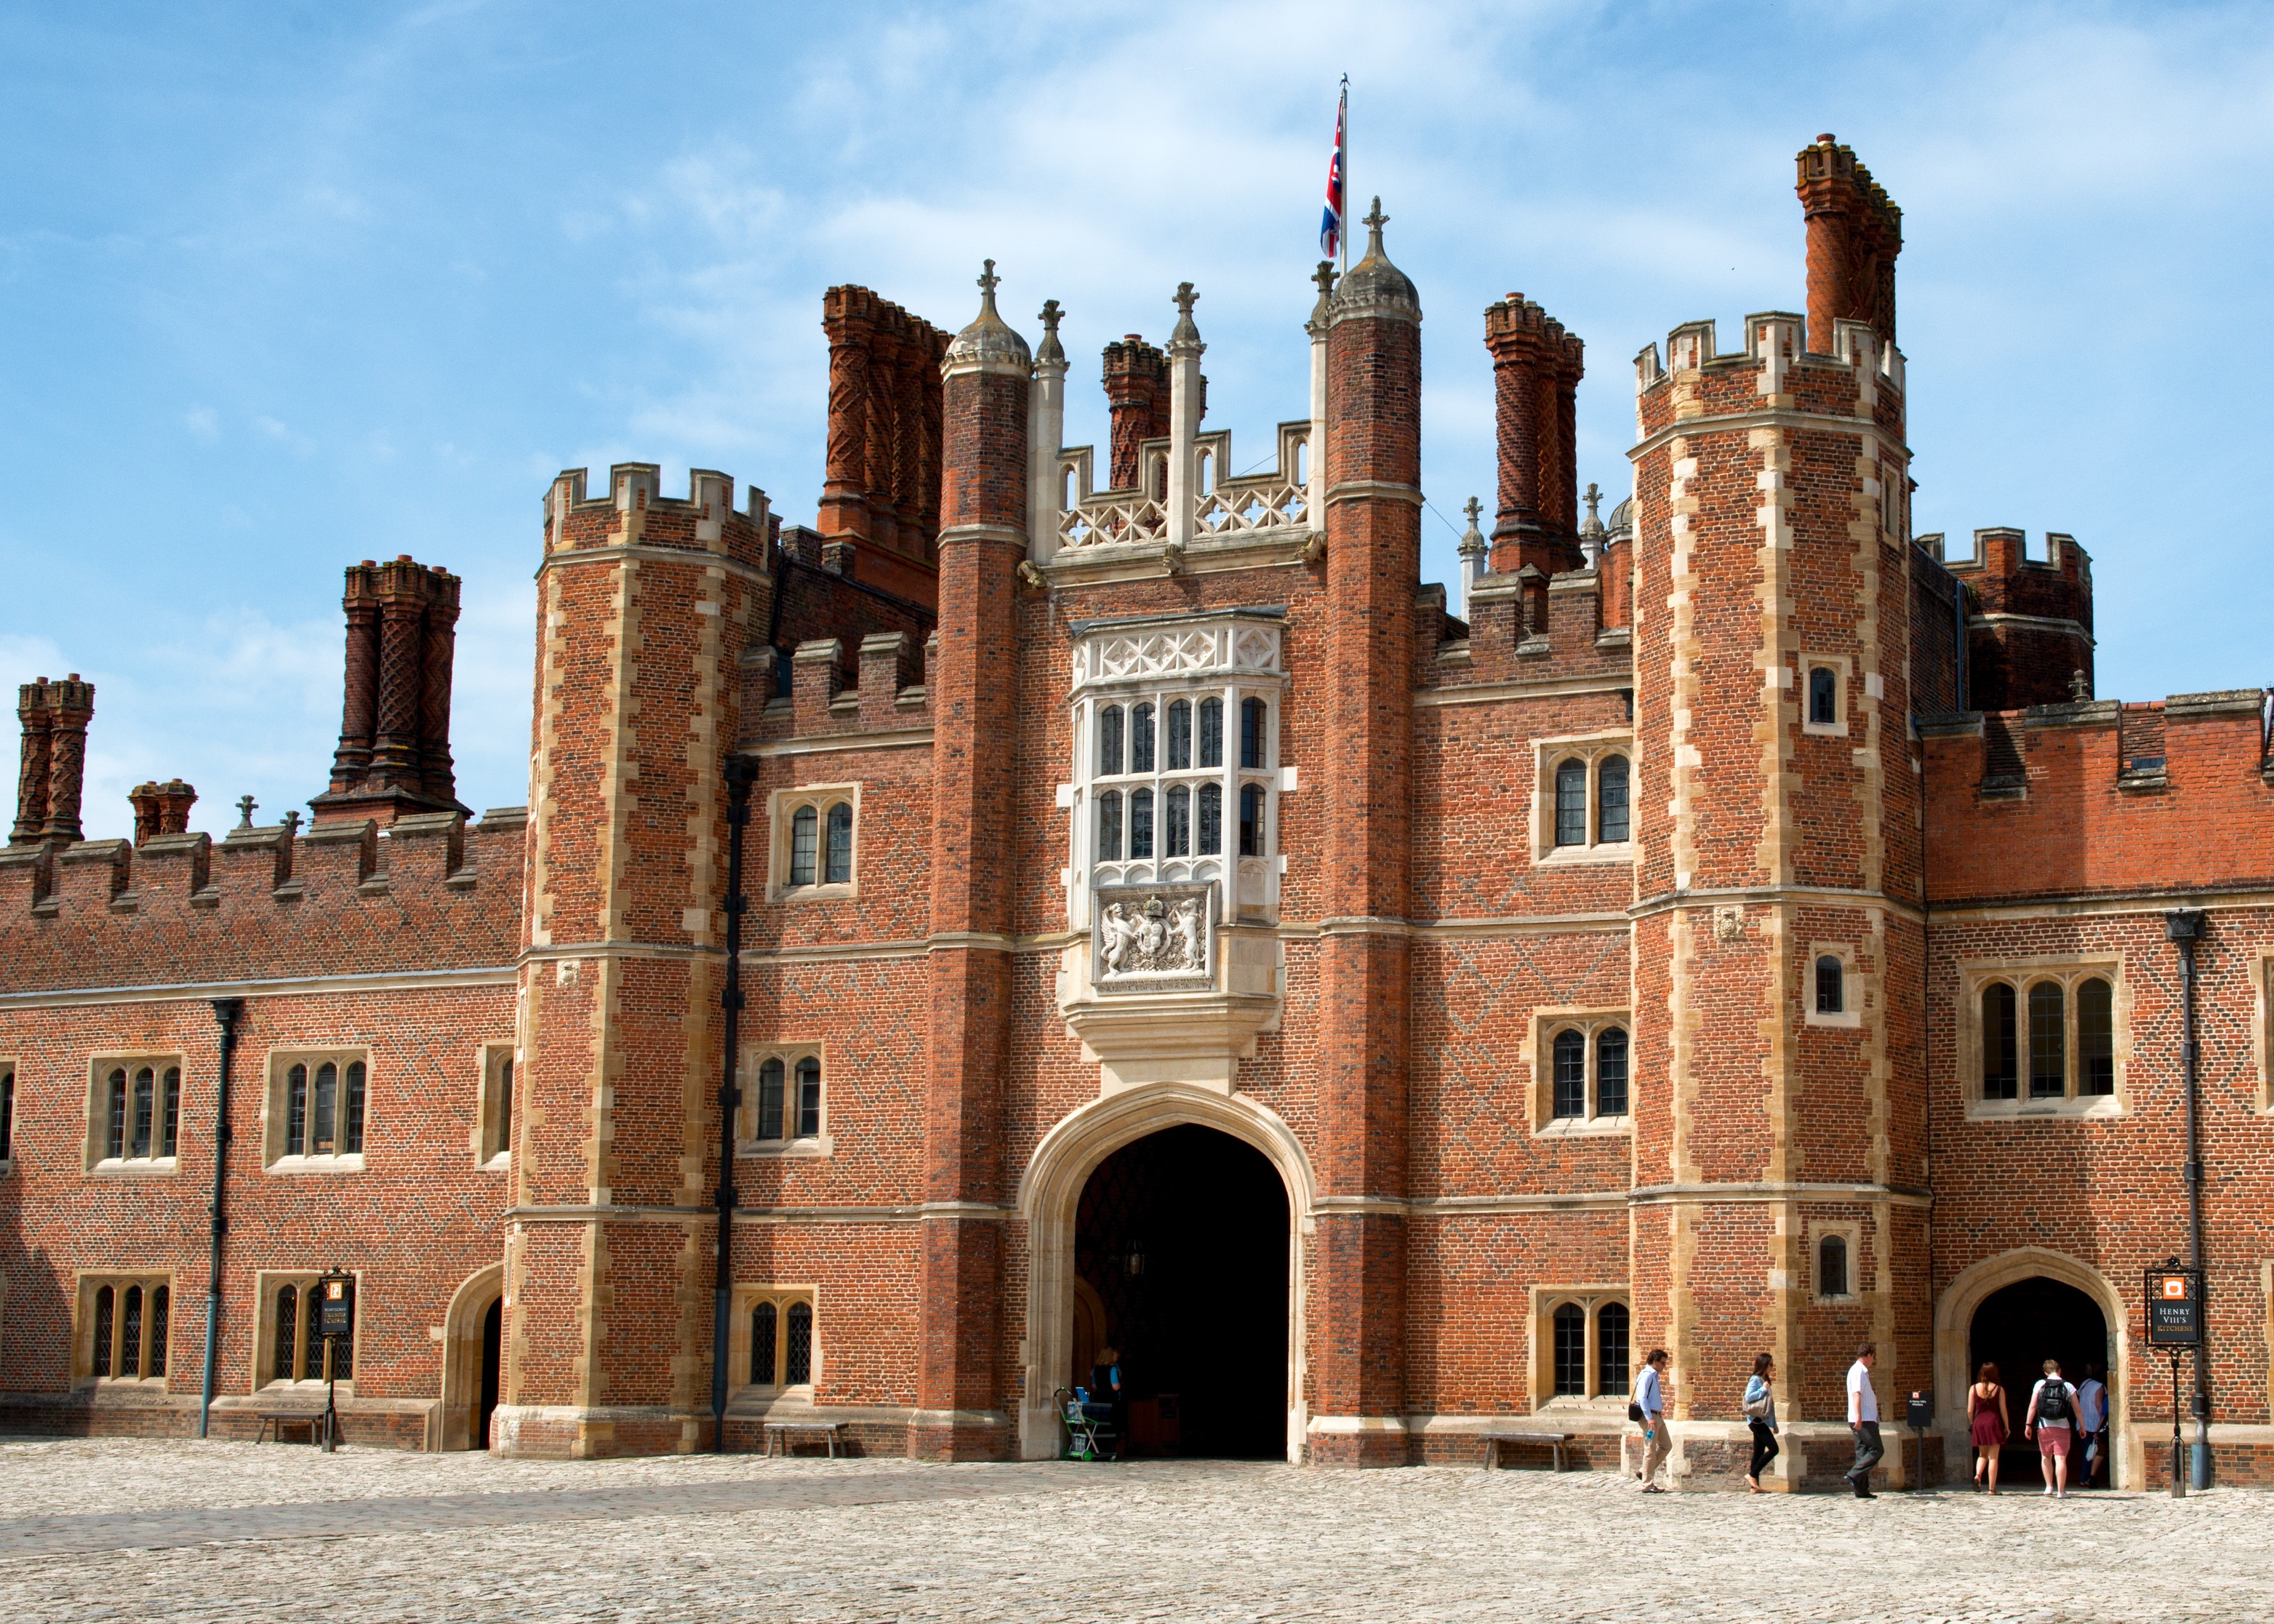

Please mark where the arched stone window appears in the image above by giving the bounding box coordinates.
[1240,698,1268,770]
[2078,977,2115,1095]
[1131,703,1156,773]
[1596,1301,1630,1397]
[772,785,862,898]
[785,1301,814,1385]
[1551,1030,1587,1119]
[1554,759,1588,847]
[1098,705,1125,775]
[1982,982,2018,1100]
[750,1300,777,1385]
[1198,698,1223,767]
[1166,785,1190,856]
[824,802,853,885]
[2028,981,2066,1097]
[1596,755,1630,844]
[1815,955,1845,1015]
[1551,1303,1587,1396]
[789,805,817,887]
[1595,1027,1630,1117]
[1096,790,1123,860]
[1166,700,1192,769]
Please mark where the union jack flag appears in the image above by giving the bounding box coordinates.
[1320,81,1347,263]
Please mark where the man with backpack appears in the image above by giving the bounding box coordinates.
[2025,1358,2079,1498]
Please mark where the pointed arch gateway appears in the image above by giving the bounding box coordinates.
[1016,1084,1316,1462]
[437,1262,505,1452]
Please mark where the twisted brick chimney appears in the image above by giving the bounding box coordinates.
[310,556,468,827]
[1797,134,1902,351]
[1482,294,1586,577]
[11,675,95,845]
[817,285,950,607]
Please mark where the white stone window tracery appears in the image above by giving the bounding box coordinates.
[1065,614,1286,951]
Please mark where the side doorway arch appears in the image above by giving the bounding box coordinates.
[1936,1248,2131,1489]
[1016,1084,1316,1463]
[439,1262,504,1452]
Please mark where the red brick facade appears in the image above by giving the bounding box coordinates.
[4,139,2271,1487]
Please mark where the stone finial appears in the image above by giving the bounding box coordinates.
[1036,298,1065,367]
[1330,195,1419,320]
[236,794,257,829]
[2069,668,2091,702]
[977,258,1001,307]
[1169,281,1201,348]
[942,257,1032,372]
[1585,482,1603,524]
[1463,496,1484,531]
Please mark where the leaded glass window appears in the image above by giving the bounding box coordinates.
[1198,698,1223,767]
[1099,705,1124,775]
[1818,1235,1849,1298]
[1809,665,1838,726]
[1238,784,1263,857]
[1552,1029,1587,1119]
[795,1057,822,1138]
[825,801,853,884]
[1554,759,1588,847]
[2029,981,2065,1097]
[92,1285,115,1377]
[1240,698,1267,769]
[2078,977,2115,1095]
[1165,785,1190,857]
[120,1286,143,1377]
[131,1067,153,1159]
[1596,1302,1630,1399]
[789,806,817,887]
[756,1057,785,1141]
[785,1301,813,1385]
[1816,956,1844,1015]
[343,1061,365,1155]
[1129,788,1154,859]
[1982,983,2017,1100]
[287,1064,308,1155]
[1197,783,1222,856]
[1596,1027,1629,1116]
[1096,791,1122,860]
[751,1300,777,1384]
[1597,756,1630,844]
[1552,1303,1587,1397]
[161,1066,181,1159]
[1166,700,1192,769]
[107,1068,127,1160]
[1130,703,1156,772]
[149,1287,169,1377]
[274,1284,297,1381]
[312,1062,337,1155]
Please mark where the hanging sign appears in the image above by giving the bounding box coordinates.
[2144,1265,2201,1348]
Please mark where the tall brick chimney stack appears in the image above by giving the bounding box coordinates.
[1316,197,1421,1466]
[1482,295,1586,576]
[312,557,470,828]
[11,680,55,844]
[1797,133,1902,351]
[917,259,1031,1461]
[1100,335,1169,492]
[129,779,198,844]
[817,285,951,606]
[38,676,95,844]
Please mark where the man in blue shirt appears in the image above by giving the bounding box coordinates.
[1635,1348,1672,1492]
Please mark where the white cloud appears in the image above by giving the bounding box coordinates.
[183,405,220,441]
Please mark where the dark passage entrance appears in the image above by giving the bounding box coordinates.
[476,1296,502,1450]
[1075,1125,1289,1459]
[1968,1276,2110,1485]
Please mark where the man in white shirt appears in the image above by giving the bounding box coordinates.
[1845,1343,1883,1499]
[2076,1362,2109,1489]
[1634,1348,1672,1492]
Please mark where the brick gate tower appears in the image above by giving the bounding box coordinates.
[1626,136,1932,1481]
[498,465,770,1455]
[1313,201,1423,1465]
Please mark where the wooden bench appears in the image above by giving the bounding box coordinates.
[255,1410,327,1446]
[1480,1431,1576,1473]
[764,1421,846,1458]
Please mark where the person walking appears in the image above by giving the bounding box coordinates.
[1845,1343,1883,1499]
[1967,1361,2011,1492]
[2075,1362,2109,1489]
[1633,1348,1672,1492]
[2026,1358,2078,1498]
[1742,1352,1779,1492]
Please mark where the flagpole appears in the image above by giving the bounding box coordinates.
[1340,76,1350,276]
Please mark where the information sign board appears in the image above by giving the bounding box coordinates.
[2145,1266,2201,1347]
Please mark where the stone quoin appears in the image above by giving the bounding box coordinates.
[3,143,2272,1490]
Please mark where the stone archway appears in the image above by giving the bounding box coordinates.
[1936,1248,2132,1489]
[438,1262,504,1452]
[1016,1084,1315,1463]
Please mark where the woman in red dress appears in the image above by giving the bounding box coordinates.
[1969,1361,2011,1492]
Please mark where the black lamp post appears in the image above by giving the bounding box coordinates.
[711,755,758,1452]
[2165,907,2210,1490]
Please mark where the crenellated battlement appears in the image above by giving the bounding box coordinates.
[0,806,527,994]
[1921,689,2274,901]
[1634,311,1905,420]
[544,463,774,572]
[1923,527,2096,708]
[747,628,937,747]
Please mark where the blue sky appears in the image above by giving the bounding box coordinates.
[4,1,2270,841]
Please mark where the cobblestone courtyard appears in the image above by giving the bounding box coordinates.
[2,1439,2270,1622]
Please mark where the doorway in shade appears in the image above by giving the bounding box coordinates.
[1968,1276,2110,1487]
[476,1297,502,1450]
[1073,1124,1289,1459]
